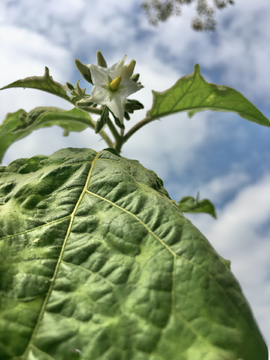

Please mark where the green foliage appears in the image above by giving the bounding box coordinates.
[0,67,70,102]
[147,64,270,127]
[1,63,269,158]
[177,192,217,218]
[0,107,94,164]
[141,0,235,31]
[0,148,267,360]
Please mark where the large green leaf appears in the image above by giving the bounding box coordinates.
[147,64,270,127]
[0,148,267,360]
[0,107,92,164]
[0,67,70,102]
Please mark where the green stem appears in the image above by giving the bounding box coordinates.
[98,129,114,148]
[42,115,114,148]
[73,105,115,147]
[114,138,122,153]
[122,116,154,145]
[106,117,121,144]
[113,127,125,153]
[76,105,103,116]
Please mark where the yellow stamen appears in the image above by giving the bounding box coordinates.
[110,75,122,91]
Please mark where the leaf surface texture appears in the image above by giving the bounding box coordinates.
[0,148,267,360]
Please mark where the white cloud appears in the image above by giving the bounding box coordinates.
[0,25,71,79]
[149,0,270,106]
[197,169,251,203]
[0,23,74,164]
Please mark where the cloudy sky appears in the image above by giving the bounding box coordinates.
[1,0,270,348]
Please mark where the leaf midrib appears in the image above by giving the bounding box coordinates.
[22,152,100,358]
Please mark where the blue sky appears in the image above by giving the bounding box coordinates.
[1,0,270,348]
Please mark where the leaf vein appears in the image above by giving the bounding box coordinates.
[22,153,100,357]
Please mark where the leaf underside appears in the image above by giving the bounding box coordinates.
[177,195,217,219]
[0,148,268,360]
[0,107,90,164]
[0,67,70,102]
[147,64,270,127]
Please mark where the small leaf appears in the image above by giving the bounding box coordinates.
[0,148,267,360]
[177,192,217,218]
[147,64,270,127]
[0,109,29,164]
[0,67,70,102]
[0,107,92,164]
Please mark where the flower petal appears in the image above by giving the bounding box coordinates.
[108,56,127,79]
[119,77,143,98]
[107,92,126,122]
[90,85,111,105]
[88,64,109,85]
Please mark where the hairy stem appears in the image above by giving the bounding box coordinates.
[106,117,121,145]
[76,105,103,116]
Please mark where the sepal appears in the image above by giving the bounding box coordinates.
[125,99,144,113]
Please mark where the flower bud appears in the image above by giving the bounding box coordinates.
[125,99,144,113]
[123,60,136,78]
[96,50,107,68]
[130,73,140,83]
[124,111,131,120]
[75,79,86,98]
[75,59,92,84]
[66,82,75,90]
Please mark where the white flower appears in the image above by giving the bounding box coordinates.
[81,56,143,124]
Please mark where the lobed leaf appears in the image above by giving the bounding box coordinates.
[0,148,268,360]
[147,64,270,127]
[177,193,217,218]
[0,67,70,102]
[0,107,92,164]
